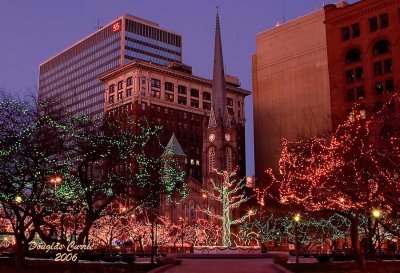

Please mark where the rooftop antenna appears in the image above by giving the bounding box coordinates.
[94,19,102,30]
[282,0,286,23]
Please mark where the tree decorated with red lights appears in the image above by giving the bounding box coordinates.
[200,169,255,246]
[268,96,400,265]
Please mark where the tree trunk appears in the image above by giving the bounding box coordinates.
[14,235,27,270]
[350,220,365,269]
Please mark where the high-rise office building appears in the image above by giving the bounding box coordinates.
[39,14,182,118]
[253,0,400,182]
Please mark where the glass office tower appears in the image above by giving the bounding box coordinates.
[39,14,182,118]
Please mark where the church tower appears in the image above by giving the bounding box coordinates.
[202,10,239,187]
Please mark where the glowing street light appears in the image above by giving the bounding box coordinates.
[50,176,62,190]
[15,196,23,203]
[293,213,301,264]
[372,209,381,219]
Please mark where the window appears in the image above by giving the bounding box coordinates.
[165,81,174,91]
[190,88,199,97]
[203,102,211,110]
[369,17,378,32]
[345,49,362,63]
[227,98,233,106]
[347,89,356,102]
[373,40,390,56]
[126,88,132,97]
[355,67,363,80]
[342,26,350,40]
[151,90,160,98]
[117,92,123,100]
[374,62,383,75]
[375,81,384,95]
[190,99,199,108]
[151,78,161,88]
[224,147,232,173]
[386,79,394,92]
[165,93,174,102]
[178,96,187,105]
[141,103,146,110]
[384,59,392,73]
[203,92,211,100]
[356,86,365,99]
[352,23,360,37]
[108,95,114,103]
[109,84,115,93]
[178,85,187,95]
[117,81,123,90]
[127,77,133,86]
[346,70,355,83]
[380,13,389,28]
[208,147,216,173]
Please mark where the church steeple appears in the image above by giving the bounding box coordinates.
[212,8,227,122]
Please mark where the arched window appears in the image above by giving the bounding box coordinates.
[373,40,390,56]
[189,200,195,219]
[224,147,232,173]
[345,49,362,64]
[208,147,216,173]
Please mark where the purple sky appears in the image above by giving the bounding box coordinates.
[0,0,356,175]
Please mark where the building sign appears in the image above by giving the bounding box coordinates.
[112,22,120,32]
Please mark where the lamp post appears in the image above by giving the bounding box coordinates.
[179,216,184,253]
[372,209,381,259]
[50,176,62,190]
[294,213,301,264]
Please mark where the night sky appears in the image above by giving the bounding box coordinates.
[0,0,356,175]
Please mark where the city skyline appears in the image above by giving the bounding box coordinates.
[0,0,356,175]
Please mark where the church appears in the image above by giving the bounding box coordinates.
[100,11,250,222]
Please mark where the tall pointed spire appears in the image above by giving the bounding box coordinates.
[212,8,227,122]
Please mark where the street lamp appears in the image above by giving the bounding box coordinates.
[179,216,184,253]
[294,213,301,264]
[50,176,62,190]
[372,209,381,258]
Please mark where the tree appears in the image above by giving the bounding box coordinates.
[200,169,254,246]
[267,96,400,267]
[0,94,73,265]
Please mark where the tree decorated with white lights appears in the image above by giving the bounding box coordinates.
[200,169,254,246]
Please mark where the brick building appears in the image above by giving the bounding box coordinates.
[100,12,250,222]
[253,0,400,182]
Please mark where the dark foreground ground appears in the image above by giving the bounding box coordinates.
[283,261,400,273]
[0,258,159,273]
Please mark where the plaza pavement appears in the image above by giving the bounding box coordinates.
[163,258,285,273]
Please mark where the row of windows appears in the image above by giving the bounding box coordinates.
[67,92,104,114]
[125,19,182,48]
[125,34,181,57]
[345,39,391,64]
[40,31,120,79]
[40,37,120,85]
[125,41,181,61]
[342,13,389,41]
[124,48,179,65]
[346,79,395,102]
[43,59,119,98]
[345,59,392,84]
[126,31,181,53]
[41,50,120,94]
